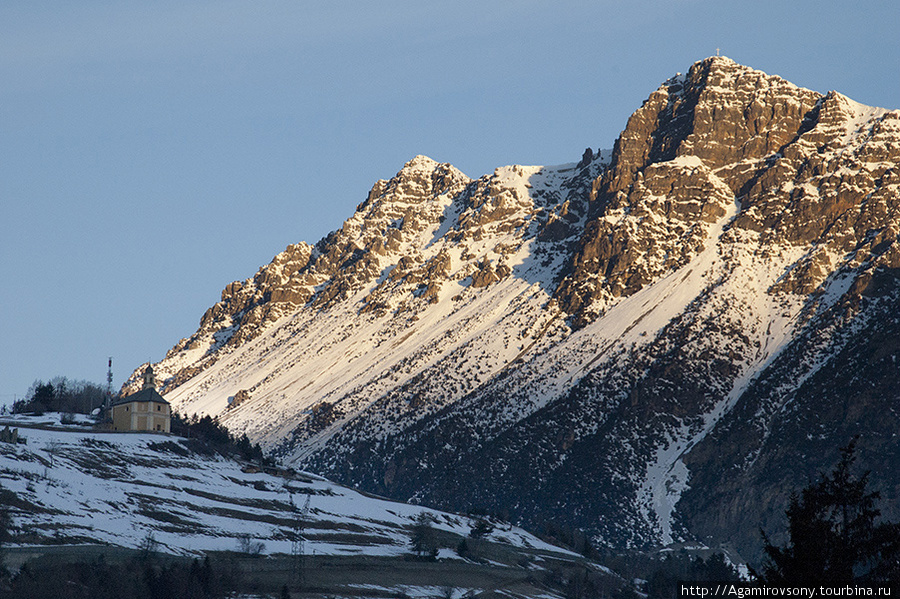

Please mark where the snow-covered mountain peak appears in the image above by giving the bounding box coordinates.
[126,58,900,559]
[365,155,470,208]
[403,153,441,169]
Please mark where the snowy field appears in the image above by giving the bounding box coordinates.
[0,414,571,560]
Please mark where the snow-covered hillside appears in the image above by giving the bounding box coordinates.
[0,417,569,560]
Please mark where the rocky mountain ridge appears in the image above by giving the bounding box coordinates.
[126,56,900,559]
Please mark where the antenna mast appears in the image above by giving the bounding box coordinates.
[106,357,113,411]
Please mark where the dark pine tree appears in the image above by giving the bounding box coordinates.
[757,438,900,583]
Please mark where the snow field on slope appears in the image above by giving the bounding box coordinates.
[631,210,867,544]
[632,205,828,544]
[0,422,569,558]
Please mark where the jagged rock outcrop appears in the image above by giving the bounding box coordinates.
[126,57,900,560]
[555,58,824,325]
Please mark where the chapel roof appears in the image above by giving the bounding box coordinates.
[111,387,170,407]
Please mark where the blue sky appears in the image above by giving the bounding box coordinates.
[1,0,898,403]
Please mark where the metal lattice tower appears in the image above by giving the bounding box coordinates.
[290,493,311,588]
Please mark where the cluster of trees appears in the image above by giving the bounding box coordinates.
[170,413,268,464]
[545,562,641,599]
[643,553,740,597]
[409,513,500,561]
[539,520,600,559]
[0,555,239,599]
[12,377,108,416]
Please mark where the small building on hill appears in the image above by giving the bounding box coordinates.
[110,365,171,433]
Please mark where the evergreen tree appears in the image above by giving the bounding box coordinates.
[757,438,900,583]
[410,512,439,559]
[28,382,54,413]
